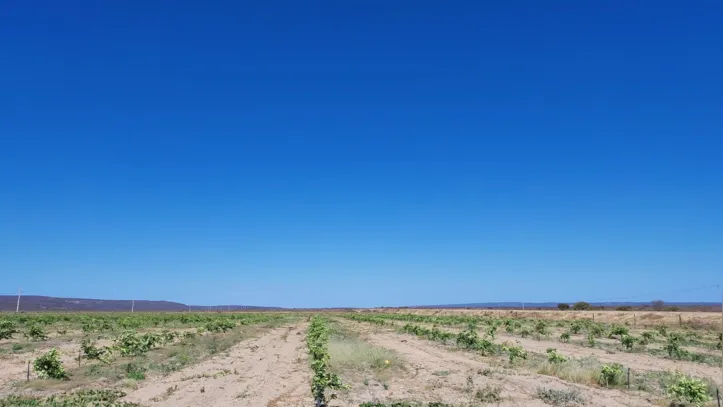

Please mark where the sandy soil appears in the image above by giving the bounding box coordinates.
[339,320,659,407]
[124,324,313,407]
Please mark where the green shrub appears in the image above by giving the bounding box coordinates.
[665,333,687,359]
[26,325,48,341]
[620,335,636,351]
[0,321,18,340]
[557,303,570,310]
[559,332,571,343]
[572,302,591,310]
[598,363,623,387]
[546,348,567,364]
[665,374,712,407]
[503,344,527,364]
[586,333,596,347]
[608,325,628,338]
[81,338,112,364]
[456,324,480,349]
[33,348,68,380]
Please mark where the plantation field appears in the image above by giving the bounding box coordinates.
[0,310,720,406]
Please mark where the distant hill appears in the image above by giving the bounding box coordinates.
[0,295,282,312]
[411,301,720,310]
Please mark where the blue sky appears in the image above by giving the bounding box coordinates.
[1,1,721,307]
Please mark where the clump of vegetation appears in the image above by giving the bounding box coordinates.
[536,387,586,406]
[572,302,591,310]
[503,344,528,364]
[534,320,550,338]
[0,321,18,340]
[81,338,113,364]
[569,321,584,334]
[547,348,567,364]
[519,327,531,338]
[205,320,235,333]
[559,332,571,343]
[26,325,48,341]
[0,389,139,407]
[308,316,347,404]
[598,363,624,387]
[665,374,712,407]
[608,325,628,339]
[640,331,655,345]
[456,324,480,349]
[557,303,570,310]
[665,333,687,359]
[474,384,502,403]
[33,348,68,380]
[620,335,637,351]
[586,333,596,347]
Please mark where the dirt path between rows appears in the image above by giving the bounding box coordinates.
[340,320,658,407]
[124,324,313,407]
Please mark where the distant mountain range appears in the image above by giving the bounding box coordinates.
[414,301,719,309]
[0,296,282,312]
[0,296,718,312]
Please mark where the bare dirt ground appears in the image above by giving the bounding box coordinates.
[339,320,659,407]
[124,324,313,407]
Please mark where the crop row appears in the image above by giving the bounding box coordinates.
[307,316,347,406]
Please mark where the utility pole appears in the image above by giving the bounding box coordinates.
[16,287,21,313]
[131,300,135,313]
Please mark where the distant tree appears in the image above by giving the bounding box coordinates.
[616,306,633,311]
[573,301,592,311]
[652,300,665,311]
[557,303,570,310]
[665,306,680,312]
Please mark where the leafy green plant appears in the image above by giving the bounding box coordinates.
[114,331,162,356]
[598,363,623,387]
[640,331,655,345]
[716,333,722,351]
[665,374,712,407]
[569,321,584,334]
[534,320,549,338]
[307,316,348,404]
[26,325,48,341]
[33,348,68,380]
[546,348,567,364]
[665,333,687,359]
[657,326,668,337]
[559,331,571,343]
[620,335,637,351]
[519,328,531,338]
[205,320,235,333]
[81,338,112,364]
[589,324,605,338]
[0,321,17,340]
[586,333,596,347]
[0,389,139,407]
[503,344,527,364]
[456,324,480,349]
[608,325,628,338]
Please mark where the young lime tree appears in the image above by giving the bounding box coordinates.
[34,348,68,380]
[666,374,712,407]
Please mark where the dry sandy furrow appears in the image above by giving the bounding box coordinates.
[125,324,313,407]
[342,320,658,407]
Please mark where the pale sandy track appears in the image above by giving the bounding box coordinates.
[125,324,313,407]
[341,320,659,407]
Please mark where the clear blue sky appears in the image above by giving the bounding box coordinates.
[1,1,721,308]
